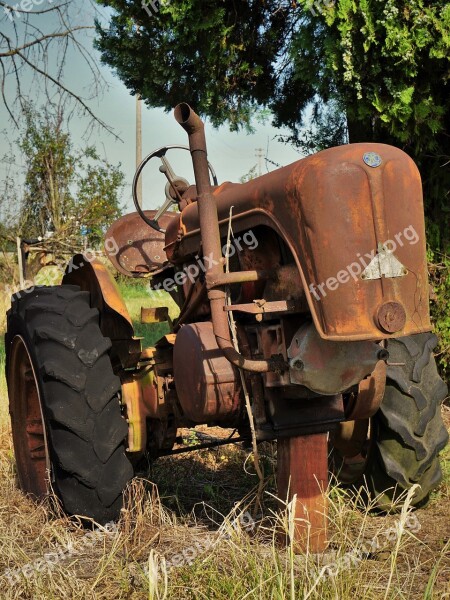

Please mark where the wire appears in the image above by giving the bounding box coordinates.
[225,206,264,517]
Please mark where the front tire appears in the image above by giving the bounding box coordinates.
[5,285,134,524]
[334,333,448,509]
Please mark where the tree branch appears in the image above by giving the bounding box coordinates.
[0,0,121,139]
[15,49,120,140]
[0,1,69,16]
[0,58,17,125]
[0,27,93,57]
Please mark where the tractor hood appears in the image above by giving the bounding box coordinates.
[164,143,431,341]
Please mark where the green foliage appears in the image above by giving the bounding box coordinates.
[95,1,449,150]
[15,104,125,249]
[428,247,450,384]
[76,158,125,247]
[321,0,450,150]
[279,100,349,154]
[318,1,450,251]
[95,0,299,132]
[20,109,75,235]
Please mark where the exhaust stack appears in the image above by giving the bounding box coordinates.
[174,103,279,373]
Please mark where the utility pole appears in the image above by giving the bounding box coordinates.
[134,21,143,208]
[16,237,24,289]
[255,148,264,177]
[136,94,143,208]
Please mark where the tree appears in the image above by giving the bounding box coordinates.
[94,0,449,245]
[94,1,291,132]
[0,0,116,135]
[76,155,126,246]
[19,107,76,239]
[2,104,124,259]
[95,0,450,376]
[94,2,448,142]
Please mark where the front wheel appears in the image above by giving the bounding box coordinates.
[333,333,448,509]
[5,285,134,524]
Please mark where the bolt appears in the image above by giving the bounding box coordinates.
[290,358,304,371]
[377,349,389,361]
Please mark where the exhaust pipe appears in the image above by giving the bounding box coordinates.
[174,102,223,271]
[174,103,278,373]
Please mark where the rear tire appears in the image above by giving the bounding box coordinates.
[334,333,448,509]
[5,285,134,524]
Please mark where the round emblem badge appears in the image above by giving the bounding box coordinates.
[363,152,382,168]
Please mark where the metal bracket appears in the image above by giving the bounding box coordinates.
[224,299,298,315]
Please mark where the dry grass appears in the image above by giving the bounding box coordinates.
[0,284,449,599]
[0,288,9,335]
[0,440,449,599]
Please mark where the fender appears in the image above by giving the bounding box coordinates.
[164,143,431,341]
[62,255,141,369]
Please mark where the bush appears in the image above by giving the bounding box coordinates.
[429,250,450,386]
[0,252,18,287]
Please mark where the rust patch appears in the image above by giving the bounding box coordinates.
[105,210,178,278]
[346,360,387,420]
[165,143,431,341]
[173,322,242,424]
[377,301,407,333]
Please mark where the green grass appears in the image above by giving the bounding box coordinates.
[432,431,450,502]
[117,280,180,348]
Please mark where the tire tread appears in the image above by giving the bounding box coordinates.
[5,285,133,523]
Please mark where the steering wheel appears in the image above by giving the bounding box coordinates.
[132,144,218,233]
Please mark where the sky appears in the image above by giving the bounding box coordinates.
[0,1,304,215]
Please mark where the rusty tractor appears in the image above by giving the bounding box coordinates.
[5,104,448,551]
